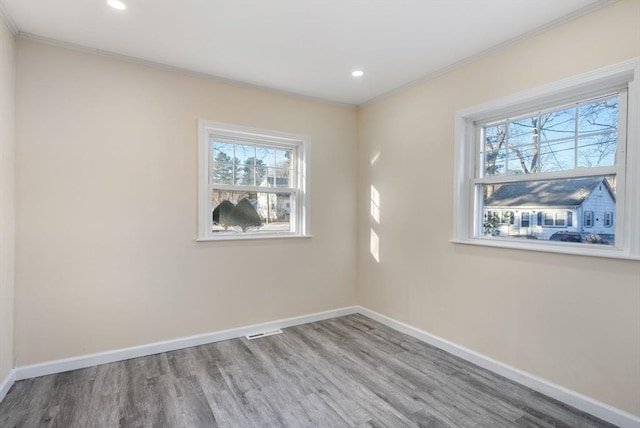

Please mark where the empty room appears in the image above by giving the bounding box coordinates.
[0,0,639,426]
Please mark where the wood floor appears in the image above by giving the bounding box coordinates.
[0,314,614,427]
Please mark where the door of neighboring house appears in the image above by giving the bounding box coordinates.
[520,212,530,235]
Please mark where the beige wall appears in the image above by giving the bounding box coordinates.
[15,40,357,366]
[0,19,15,385]
[357,0,640,416]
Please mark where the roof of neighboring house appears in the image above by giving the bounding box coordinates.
[485,177,615,208]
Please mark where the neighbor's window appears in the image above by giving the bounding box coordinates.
[584,211,594,228]
[604,211,613,228]
[198,121,309,240]
[454,59,639,259]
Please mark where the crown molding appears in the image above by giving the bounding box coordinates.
[0,1,18,35]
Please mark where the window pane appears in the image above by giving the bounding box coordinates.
[276,149,292,169]
[577,132,617,168]
[235,158,268,186]
[211,140,234,162]
[483,124,506,177]
[256,147,276,168]
[211,161,234,184]
[508,118,537,148]
[212,190,292,234]
[506,145,536,175]
[539,139,575,172]
[481,175,616,245]
[578,96,618,134]
[234,144,255,164]
[265,168,291,187]
[540,107,575,142]
[478,95,619,180]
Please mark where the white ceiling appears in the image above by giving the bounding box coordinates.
[2,0,605,105]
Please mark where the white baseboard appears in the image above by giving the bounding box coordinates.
[7,304,639,427]
[0,369,15,403]
[14,306,359,381]
[356,306,640,428]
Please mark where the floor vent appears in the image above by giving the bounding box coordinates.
[245,329,283,340]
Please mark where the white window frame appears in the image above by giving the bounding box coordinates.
[197,121,311,241]
[453,58,640,260]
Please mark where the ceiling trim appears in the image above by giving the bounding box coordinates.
[0,1,18,35]
[359,0,619,107]
[16,31,357,110]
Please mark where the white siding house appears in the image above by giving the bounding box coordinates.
[256,177,291,222]
[484,177,615,243]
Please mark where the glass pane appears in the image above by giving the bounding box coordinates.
[264,168,291,187]
[540,107,575,142]
[234,161,268,186]
[506,145,536,175]
[211,161,234,184]
[212,190,292,234]
[539,139,575,172]
[483,124,506,177]
[234,144,255,165]
[481,175,615,245]
[256,147,276,168]
[508,118,537,148]
[276,149,292,169]
[578,96,618,134]
[577,132,617,168]
[211,140,235,163]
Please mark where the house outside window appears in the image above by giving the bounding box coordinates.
[198,121,310,241]
[453,59,640,260]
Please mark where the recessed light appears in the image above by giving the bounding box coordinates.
[352,70,364,77]
[107,0,127,10]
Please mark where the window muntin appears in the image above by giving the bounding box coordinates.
[475,91,625,248]
[198,121,309,240]
[210,139,294,187]
[480,95,619,178]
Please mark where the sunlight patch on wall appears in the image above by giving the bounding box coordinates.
[370,228,380,263]
[370,152,381,165]
[371,185,380,224]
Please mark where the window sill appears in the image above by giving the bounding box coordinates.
[196,234,312,242]
[450,237,639,261]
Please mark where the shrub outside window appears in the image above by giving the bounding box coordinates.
[198,121,310,241]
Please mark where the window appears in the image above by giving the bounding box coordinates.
[198,121,310,240]
[544,213,555,226]
[540,211,569,227]
[604,211,613,228]
[453,59,640,259]
[584,211,594,228]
